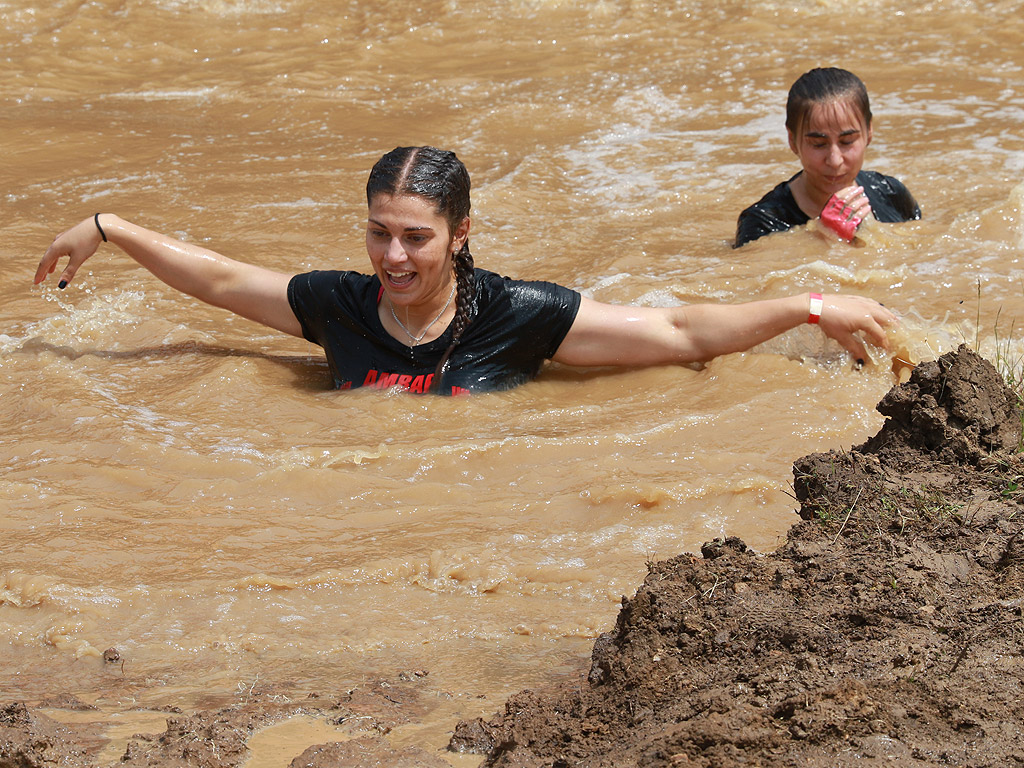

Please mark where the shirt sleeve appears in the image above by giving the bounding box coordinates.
[505,278,582,358]
[733,178,808,248]
[287,270,373,347]
[461,272,582,374]
[887,177,922,221]
[734,206,776,248]
[287,271,330,345]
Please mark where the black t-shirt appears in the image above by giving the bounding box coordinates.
[287,268,582,395]
[734,170,921,248]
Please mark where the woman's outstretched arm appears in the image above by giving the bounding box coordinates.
[553,292,894,368]
[35,214,302,338]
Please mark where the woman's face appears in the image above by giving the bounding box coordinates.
[366,193,469,311]
[789,99,873,200]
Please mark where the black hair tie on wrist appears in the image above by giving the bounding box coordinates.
[94,212,108,242]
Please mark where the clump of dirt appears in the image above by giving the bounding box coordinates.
[859,343,1021,465]
[289,737,450,768]
[0,702,94,768]
[448,345,1024,767]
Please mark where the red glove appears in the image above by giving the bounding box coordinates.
[820,193,863,241]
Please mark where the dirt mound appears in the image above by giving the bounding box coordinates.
[449,345,1024,767]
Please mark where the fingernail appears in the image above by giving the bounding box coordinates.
[58,280,67,289]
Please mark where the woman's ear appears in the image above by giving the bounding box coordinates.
[453,216,471,251]
[787,129,799,156]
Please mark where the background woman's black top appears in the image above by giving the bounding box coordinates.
[734,170,921,248]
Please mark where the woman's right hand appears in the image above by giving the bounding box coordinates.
[35,215,106,289]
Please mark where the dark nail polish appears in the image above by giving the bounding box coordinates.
[58,280,67,289]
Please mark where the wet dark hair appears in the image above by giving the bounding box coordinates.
[366,146,476,394]
[786,67,872,139]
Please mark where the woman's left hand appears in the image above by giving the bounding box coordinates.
[817,294,896,363]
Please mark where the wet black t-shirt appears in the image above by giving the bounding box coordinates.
[734,170,921,248]
[287,268,581,395]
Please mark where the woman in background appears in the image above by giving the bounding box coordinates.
[734,67,920,248]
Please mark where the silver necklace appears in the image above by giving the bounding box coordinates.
[388,283,456,345]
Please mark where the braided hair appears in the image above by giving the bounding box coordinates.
[366,147,476,393]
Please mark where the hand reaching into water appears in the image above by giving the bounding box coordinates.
[820,185,872,241]
[816,293,895,365]
[35,215,106,289]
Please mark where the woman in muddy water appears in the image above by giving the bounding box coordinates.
[734,67,921,248]
[37,146,896,396]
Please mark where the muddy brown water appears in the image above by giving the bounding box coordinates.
[1,0,1023,763]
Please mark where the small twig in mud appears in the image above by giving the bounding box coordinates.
[237,673,260,702]
[997,529,1023,570]
[336,714,375,724]
[947,619,1019,675]
[949,629,980,675]
[702,575,721,599]
[831,486,863,545]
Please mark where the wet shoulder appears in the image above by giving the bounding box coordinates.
[857,170,921,222]
[473,268,579,310]
[735,176,806,247]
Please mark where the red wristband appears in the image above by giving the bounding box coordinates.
[808,293,823,324]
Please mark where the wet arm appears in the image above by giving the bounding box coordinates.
[552,293,894,368]
[35,214,303,338]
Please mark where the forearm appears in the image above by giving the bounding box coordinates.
[556,295,810,367]
[37,214,302,337]
[99,214,261,308]
[674,294,810,362]
[670,292,893,364]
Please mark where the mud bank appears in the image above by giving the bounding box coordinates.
[3,345,1023,768]
[450,345,1024,767]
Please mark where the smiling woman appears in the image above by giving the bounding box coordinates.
[734,67,922,248]
[36,146,897,395]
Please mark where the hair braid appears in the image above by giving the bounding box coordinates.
[429,241,476,393]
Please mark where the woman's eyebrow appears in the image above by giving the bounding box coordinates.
[805,127,862,139]
[367,218,436,233]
